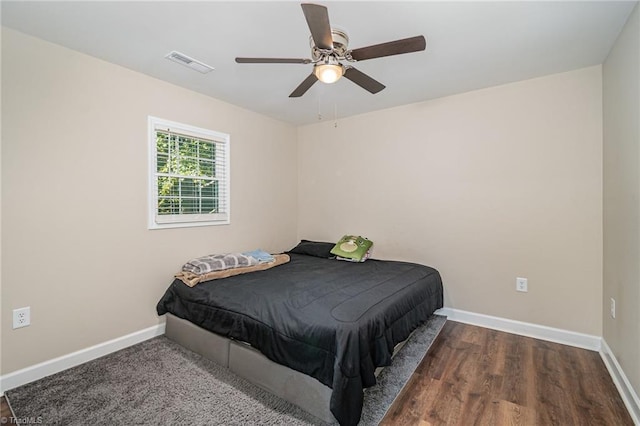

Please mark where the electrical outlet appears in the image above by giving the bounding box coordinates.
[13,307,31,329]
[516,277,528,292]
[610,298,616,319]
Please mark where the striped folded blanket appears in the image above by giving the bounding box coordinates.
[182,253,259,275]
[176,254,290,287]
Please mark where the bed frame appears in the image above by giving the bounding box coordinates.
[165,313,411,423]
[165,313,334,422]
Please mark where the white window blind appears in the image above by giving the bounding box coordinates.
[148,117,230,229]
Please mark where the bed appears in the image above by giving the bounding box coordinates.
[156,242,443,425]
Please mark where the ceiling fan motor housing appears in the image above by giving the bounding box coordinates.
[310,29,349,59]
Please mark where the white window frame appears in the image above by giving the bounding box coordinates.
[148,116,230,229]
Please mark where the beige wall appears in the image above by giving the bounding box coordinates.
[298,66,603,335]
[0,28,298,374]
[0,27,3,378]
[603,2,640,400]
[0,22,620,381]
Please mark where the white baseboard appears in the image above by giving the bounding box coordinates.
[436,307,602,351]
[0,322,165,395]
[600,339,640,425]
[1,312,637,424]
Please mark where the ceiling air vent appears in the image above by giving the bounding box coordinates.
[165,51,214,74]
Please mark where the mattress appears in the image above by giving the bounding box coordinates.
[157,253,443,425]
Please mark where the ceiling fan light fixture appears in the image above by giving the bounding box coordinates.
[314,63,343,84]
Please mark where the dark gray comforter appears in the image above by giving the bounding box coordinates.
[156,253,443,425]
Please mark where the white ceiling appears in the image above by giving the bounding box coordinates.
[1,1,636,126]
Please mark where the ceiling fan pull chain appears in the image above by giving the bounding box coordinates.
[334,103,338,128]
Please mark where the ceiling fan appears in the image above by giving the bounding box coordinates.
[235,3,427,98]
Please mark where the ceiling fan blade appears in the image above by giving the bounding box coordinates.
[350,35,426,61]
[301,3,333,50]
[236,57,312,64]
[343,67,385,94]
[289,73,318,98]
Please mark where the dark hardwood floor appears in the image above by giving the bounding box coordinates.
[380,321,634,425]
[1,395,17,424]
[1,321,632,425]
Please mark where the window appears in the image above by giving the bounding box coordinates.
[148,116,230,229]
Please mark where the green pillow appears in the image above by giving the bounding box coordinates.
[330,235,373,262]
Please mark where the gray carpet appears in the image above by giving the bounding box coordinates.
[6,315,446,425]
